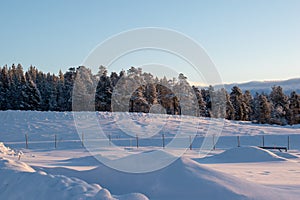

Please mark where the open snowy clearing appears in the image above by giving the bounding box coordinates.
[1,111,300,200]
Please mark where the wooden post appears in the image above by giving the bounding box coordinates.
[262,135,265,147]
[189,135,192,150]
[81,133,84,147]
[237,136,240,147]
[213,135,216,150]
[288,135,290,150]
[108,134,111,146]
[162,134,165,149]
[54,134,57,149]
[136,135,139,149]
[25,134,28,149]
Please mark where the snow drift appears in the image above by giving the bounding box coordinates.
[0,158,148,200]
[40,151,299,200]
[0,142,16,155]
[0,142,148,200]
[197,146,286,163]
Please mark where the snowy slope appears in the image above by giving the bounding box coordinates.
[1,111,300,200]
[0,110,299,143]
[38,152,300,200]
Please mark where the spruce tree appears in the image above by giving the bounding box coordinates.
[257,94,272,124]
[230,86,247,121]
[269,86,289,125]
[287,91,300,125]
[95,69,113,111]
[192,86,207,117]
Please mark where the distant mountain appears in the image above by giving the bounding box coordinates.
[213,78,300,95]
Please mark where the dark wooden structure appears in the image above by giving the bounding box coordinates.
[258,146,287,152]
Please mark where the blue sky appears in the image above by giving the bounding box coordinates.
[0,0,300,84]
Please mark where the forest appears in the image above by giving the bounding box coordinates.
[0,64,299,125]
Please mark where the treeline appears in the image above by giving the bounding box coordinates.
[0,64,299,125]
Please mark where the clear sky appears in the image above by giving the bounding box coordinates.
[0,0,300,84]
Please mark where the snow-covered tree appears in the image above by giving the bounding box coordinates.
[0,66,9,110]
[269,86,289,125]
[225,90,235,120]
[21,72,41,110]
[73,66,95,111]
[192,86,207,117]
[243,90,253,121]
[230,86,247,121]
[287,91,300,125]
[95,71,113,111]
[252,94,271,124]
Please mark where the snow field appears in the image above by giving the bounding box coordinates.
[1,111,300,200]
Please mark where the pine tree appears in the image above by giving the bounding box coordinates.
[210,88,227,119]
[287,91,300,125]
[192,86,207,117]
[73,66,95,111]
[56,70,65,111]
[243,90,253,121]
[110,72,119,87]
[63,67,76,111]
[201,88,211,117]
[21,72,41,110]
[230,86,247,121]
[0,66,10,110]
[269,86,289,125]
[224,90,235,120]
[145,83,158,105]
[173,73,197,116]
[255,94,271,124]
[130,85,149,113]
[95,71,113,111]
[251,93,259,122]
[8,64,24,110]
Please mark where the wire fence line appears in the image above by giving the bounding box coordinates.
[3,133,300,151]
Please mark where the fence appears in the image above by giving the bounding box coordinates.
[3,134,300,151]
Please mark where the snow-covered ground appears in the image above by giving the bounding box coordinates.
[1,111,300,200]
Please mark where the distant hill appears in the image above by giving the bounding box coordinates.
[213,78,300,95]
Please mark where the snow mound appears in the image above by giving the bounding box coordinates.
[0,157,35,172]
[198,146,286,163]
[0,157,148,200]
[0,142,15,155]
[0,168,108,200]
[42,154,298,200]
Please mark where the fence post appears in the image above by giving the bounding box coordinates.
[81,133,84,147]
[288,135,290,150]
[136,135,139,149]
[237,136,240,147]
[189,135,192,150]
[54,134,57,149]
[25,134,28,149]
[262,135,265,147]
[213,135,216,150]
[108,134,111,146]
[162,134,165,149]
